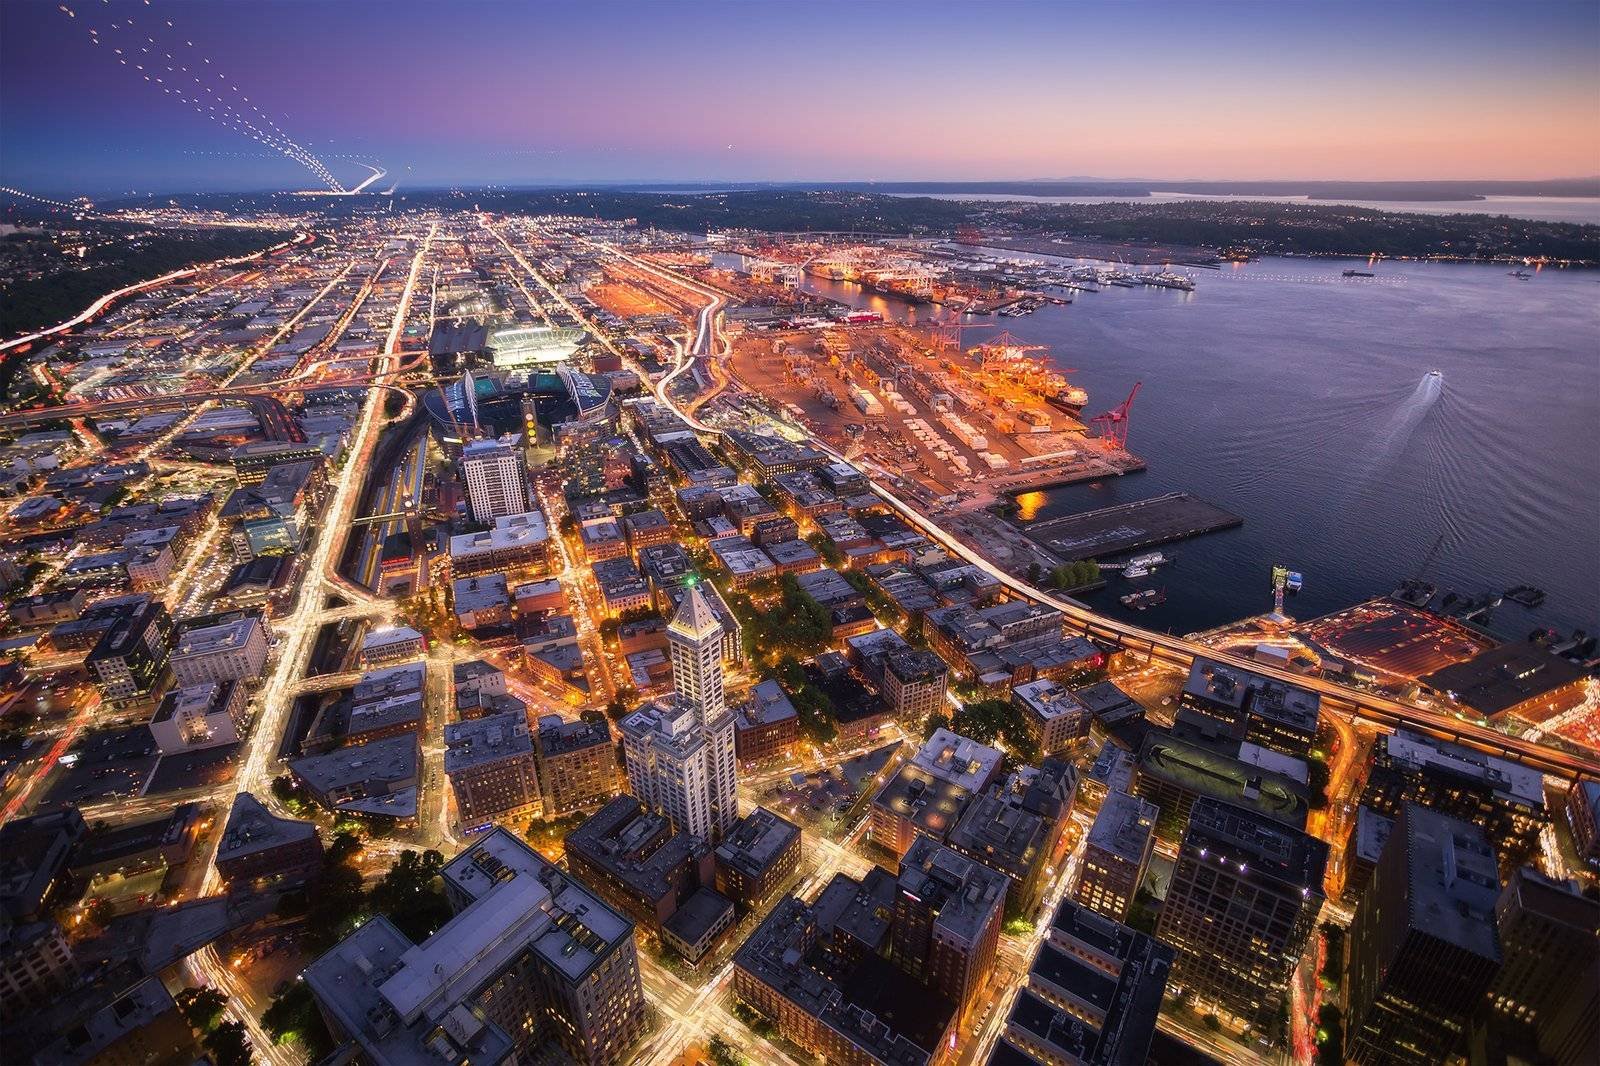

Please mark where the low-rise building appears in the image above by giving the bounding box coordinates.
[714,806,803,909]
[1073,790,1157,923]
[305,827,648,1066]
[444,711,541,827]
[1012,677,1092,753]
[534,714,620,815]
[148,678,248,753]
[993,900,1173,1066]
[214,791,323,889]
[734,679,799,765]
[564,797,727,951]
[360,625,426,665]
[168,612,269,687]
[882,647,949,724]
[289,733,419,823]
[452,573,512,631]
[449,510,551,577]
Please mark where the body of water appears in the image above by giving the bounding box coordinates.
[785,256,1599,637]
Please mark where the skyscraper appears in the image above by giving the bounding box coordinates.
[620,583,738,842]
[1156,796,1327,1033]
[1346,804,1502,1066]
[461,434,531,523]
[668,580,726,720]
[1489,866,1599,1066]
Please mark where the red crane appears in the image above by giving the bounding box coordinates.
[1090,382,1142,449]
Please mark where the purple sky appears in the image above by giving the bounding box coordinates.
[3,0,1597,194]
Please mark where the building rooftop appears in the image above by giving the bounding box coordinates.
[1353,804,1396,866]
[1087,790,1158,865]
[1381,727,1545,809]
[444,712,534,774]
[290,733,418,802]
[899,837,1006,949]
[363,625,424,654]
[738,679,798,730]
[662,886,734,947]
[566,796,706,907]
[1422,642,1589,718]
[442,827,632,982]
[734,886,937,1066]
[150,679,238,725]
[1185,658,1321,733]
[452,574,510,615]
[913,728,1003,793]
[946,790,1049,883]
[1013,677,1090,722]
[216,791,318,863]
[715,806,801,881]
[1139,721,1310,828]
[1184,796,1328,897]
[873,763,971,842]
[448,510,549,558]
[1395,804,1501,961]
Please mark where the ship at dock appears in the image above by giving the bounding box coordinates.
[971,334,1089,414]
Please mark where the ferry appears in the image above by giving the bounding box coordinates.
[1508,269,1532,279]
[1126,551,1169,569]
[1123,563,1153,580]
[1143,271,1196,291]
[1342,269,1375,278]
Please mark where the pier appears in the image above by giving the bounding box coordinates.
[1021,491,1243,561]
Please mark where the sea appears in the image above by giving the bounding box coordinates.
[726,252,1600,638]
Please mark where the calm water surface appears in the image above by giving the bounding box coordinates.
[785,256,1600,636]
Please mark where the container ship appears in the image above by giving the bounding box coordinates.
[972,335,1089,414]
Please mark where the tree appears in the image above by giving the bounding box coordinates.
[1315,1004,1344,1066]
[369,849,451,943]
[708,1035,744,1066]
[262,979,335,1059]
[1306,756,1331,810]
[203,1020,253,1066]
[922,712,951,740]
[175,987,227,1033]
[951,698,1039,764]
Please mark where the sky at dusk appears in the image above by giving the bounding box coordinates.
[2,0,1597,195]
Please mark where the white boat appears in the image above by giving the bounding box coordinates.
[1123,563,1152,579]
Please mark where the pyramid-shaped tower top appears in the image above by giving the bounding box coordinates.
[668,580,722,642]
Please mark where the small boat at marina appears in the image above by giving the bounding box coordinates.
[1121,587,1167,610]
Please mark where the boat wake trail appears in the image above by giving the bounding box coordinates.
[1363,371,1443,468]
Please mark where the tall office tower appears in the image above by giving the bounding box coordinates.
[1156,796,1327,1032]
[891,836,1007,1023]
[305,828,648,1066]
[668,581,725,720]
[1488,866,1598,1066]
[461,434,531,523]
[1346,804,1502,1066]
[620,585,738,842]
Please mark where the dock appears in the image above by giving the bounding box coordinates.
[1020,491,1242,561]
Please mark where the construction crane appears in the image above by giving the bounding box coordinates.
[1090,382,1142,449]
